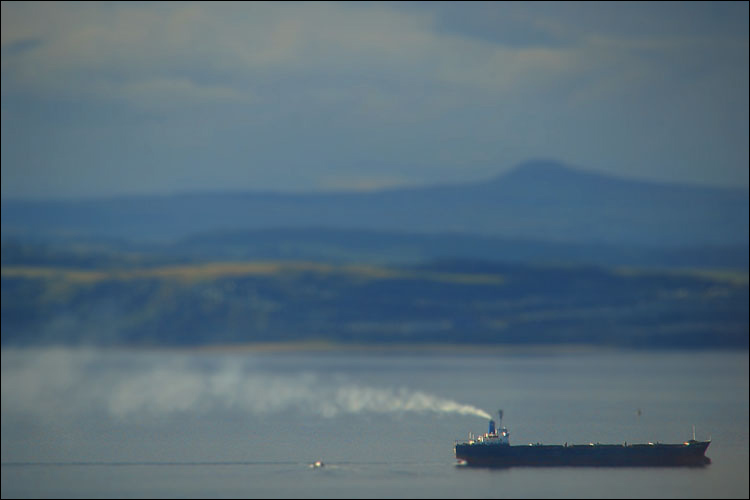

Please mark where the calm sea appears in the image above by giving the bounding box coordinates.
[1,348,748,498]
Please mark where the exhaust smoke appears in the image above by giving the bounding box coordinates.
[1,348,491,422]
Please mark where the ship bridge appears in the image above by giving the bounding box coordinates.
[471,416,510,446]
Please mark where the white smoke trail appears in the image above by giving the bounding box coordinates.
[1,348,491,422]
[331,385,491,420]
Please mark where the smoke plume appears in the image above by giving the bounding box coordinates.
[1,348,491,422]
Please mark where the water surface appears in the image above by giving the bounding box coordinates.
[2,348,747,498]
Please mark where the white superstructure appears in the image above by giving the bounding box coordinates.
[469,410,510,446]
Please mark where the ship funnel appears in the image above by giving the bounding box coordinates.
[488,419,496,434]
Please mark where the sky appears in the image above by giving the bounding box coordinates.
[1,1,748,200]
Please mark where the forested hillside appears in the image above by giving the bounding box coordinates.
[3,258,746,348]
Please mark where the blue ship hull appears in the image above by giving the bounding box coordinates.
[454,440,711,467]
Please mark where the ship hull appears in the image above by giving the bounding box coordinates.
[455,441,711,467]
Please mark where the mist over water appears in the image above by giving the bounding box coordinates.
[1,348,491,423]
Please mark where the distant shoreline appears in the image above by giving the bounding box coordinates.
[2,342,746,355]
[155,342,687,355]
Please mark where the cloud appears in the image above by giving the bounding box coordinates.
[0,3,623,109]
[1,2,747,197]
[98,77,255,110]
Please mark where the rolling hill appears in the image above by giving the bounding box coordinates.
[3,160,748,247]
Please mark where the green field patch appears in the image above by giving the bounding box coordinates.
[1,261,505,286]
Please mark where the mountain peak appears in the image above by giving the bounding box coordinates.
[482,160,602,190]
[513,159,573,173]
[499,160,589,182]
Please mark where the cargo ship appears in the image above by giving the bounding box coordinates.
[454,411,711,467]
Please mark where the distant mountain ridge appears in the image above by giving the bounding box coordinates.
[2,160,748,247]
